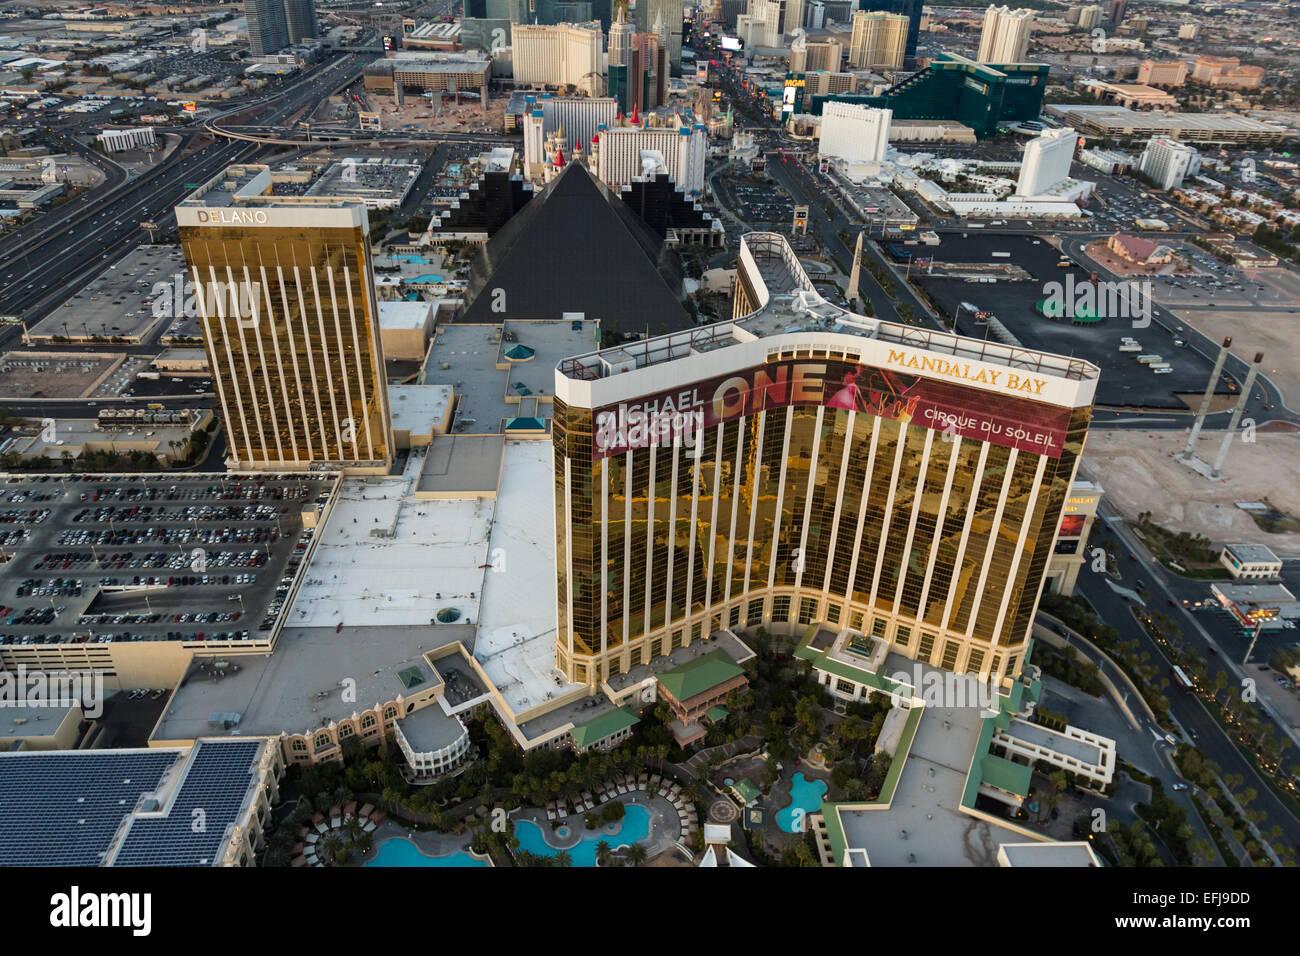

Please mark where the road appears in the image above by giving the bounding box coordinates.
[0,54,370,333]
[1073,511,1300,854]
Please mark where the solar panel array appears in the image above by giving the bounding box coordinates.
[112,740,263,867]
[0,750,181,866]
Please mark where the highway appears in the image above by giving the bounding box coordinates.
[0,54,370,337]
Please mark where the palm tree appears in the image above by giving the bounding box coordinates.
[625,843,648,866]
[554,850,573,868]
[595,840,612,866]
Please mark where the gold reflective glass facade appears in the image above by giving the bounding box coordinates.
[555,365,1090,686]
[180,224,392,473]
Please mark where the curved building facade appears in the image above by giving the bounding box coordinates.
[553,232,1097,687]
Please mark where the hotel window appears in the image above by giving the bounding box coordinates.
[871,619,887,639]
[1006,655,1018,676]
[894,625,911,647]
[772,596,791,622]
[729,606,741,628]
[941,641,960,670]
[917,633,936,662]
[799,597,818,624]
[849,611,863,631]
[826,604,842,624]
[361,713,377,730]
[691,622,703,641]
[383,706,397,720]
[338,724,353,738]
[314,733,332,750]
[836,678,856,694]
[292,739,307,752]
[748,599,765,625]
[967,648,986,674]
[672,629,684,650]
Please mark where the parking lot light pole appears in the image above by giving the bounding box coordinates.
[1243,620,1263,666]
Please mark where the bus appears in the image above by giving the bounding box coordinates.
[1172,665,1193,690]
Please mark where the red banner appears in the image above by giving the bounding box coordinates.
[592,358,1074,460]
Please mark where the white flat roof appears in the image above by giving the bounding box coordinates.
[288,471,492,629]
[389,384,451,435]
[473,440,580,716]
[377,299,434,331]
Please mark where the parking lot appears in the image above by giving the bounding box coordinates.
[0,472,338,648]
[910,234,1228,408]
[713,172,795,225]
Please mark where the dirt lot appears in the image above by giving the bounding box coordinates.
[1079,429,1300,556]
[1172,307,1300,412]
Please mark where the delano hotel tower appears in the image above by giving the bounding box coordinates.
[177,165,392,474]
[553,233,1098,687]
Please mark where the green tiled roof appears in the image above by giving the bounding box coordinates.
[980,755,1032,797]
[658,649,744,702]
[570,707,639,750]
[731,778,762,805]
[706,705,729,722]
[822,802,848,866]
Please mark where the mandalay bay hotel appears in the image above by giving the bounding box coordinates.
[553,232,1098,690]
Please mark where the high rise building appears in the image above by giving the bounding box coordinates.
[857,0,922,62]
[245,0,289,55]
[592,119,708,195]
[818,102,891,164]
[1139,137,1199,189]
[1107,0,1127,26]
[1076,3,1102,30]
[789,38,843,72]
[551,231,1097,685]
[847,11,907,70]
[520,95,619,175]
[608,2,633,67]
[176,165,393,474]
[977,5,1034,64]
[511,21,605,94]
[246,0,317,53]
[1016,128,1078,196]
[1178,23,1198,40]
[736,0,804,46]
[1136,60,1187,87]
[283,0,318,43]
[634,0,684,69]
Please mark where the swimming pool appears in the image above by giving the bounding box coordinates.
[408,274,445,284]
[776,772,827,833]
[366,838,489,867]
[514,804,651,866]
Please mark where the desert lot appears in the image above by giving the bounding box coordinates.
[1172,306,1300,413]
[1080,429,1300,557]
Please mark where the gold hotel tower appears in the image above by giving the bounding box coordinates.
[176,165,392,474]
[552,233,1097,687]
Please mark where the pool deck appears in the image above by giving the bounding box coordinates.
[361,819,485,864]
[511,792,682,859]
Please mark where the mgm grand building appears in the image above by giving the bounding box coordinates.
[551,232,1097,687]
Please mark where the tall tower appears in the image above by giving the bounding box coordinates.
[977,5,1034,63]
[244,0,289,54]
[608,2,633,68]
[283,0,318,43]
[176,166,393,474]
